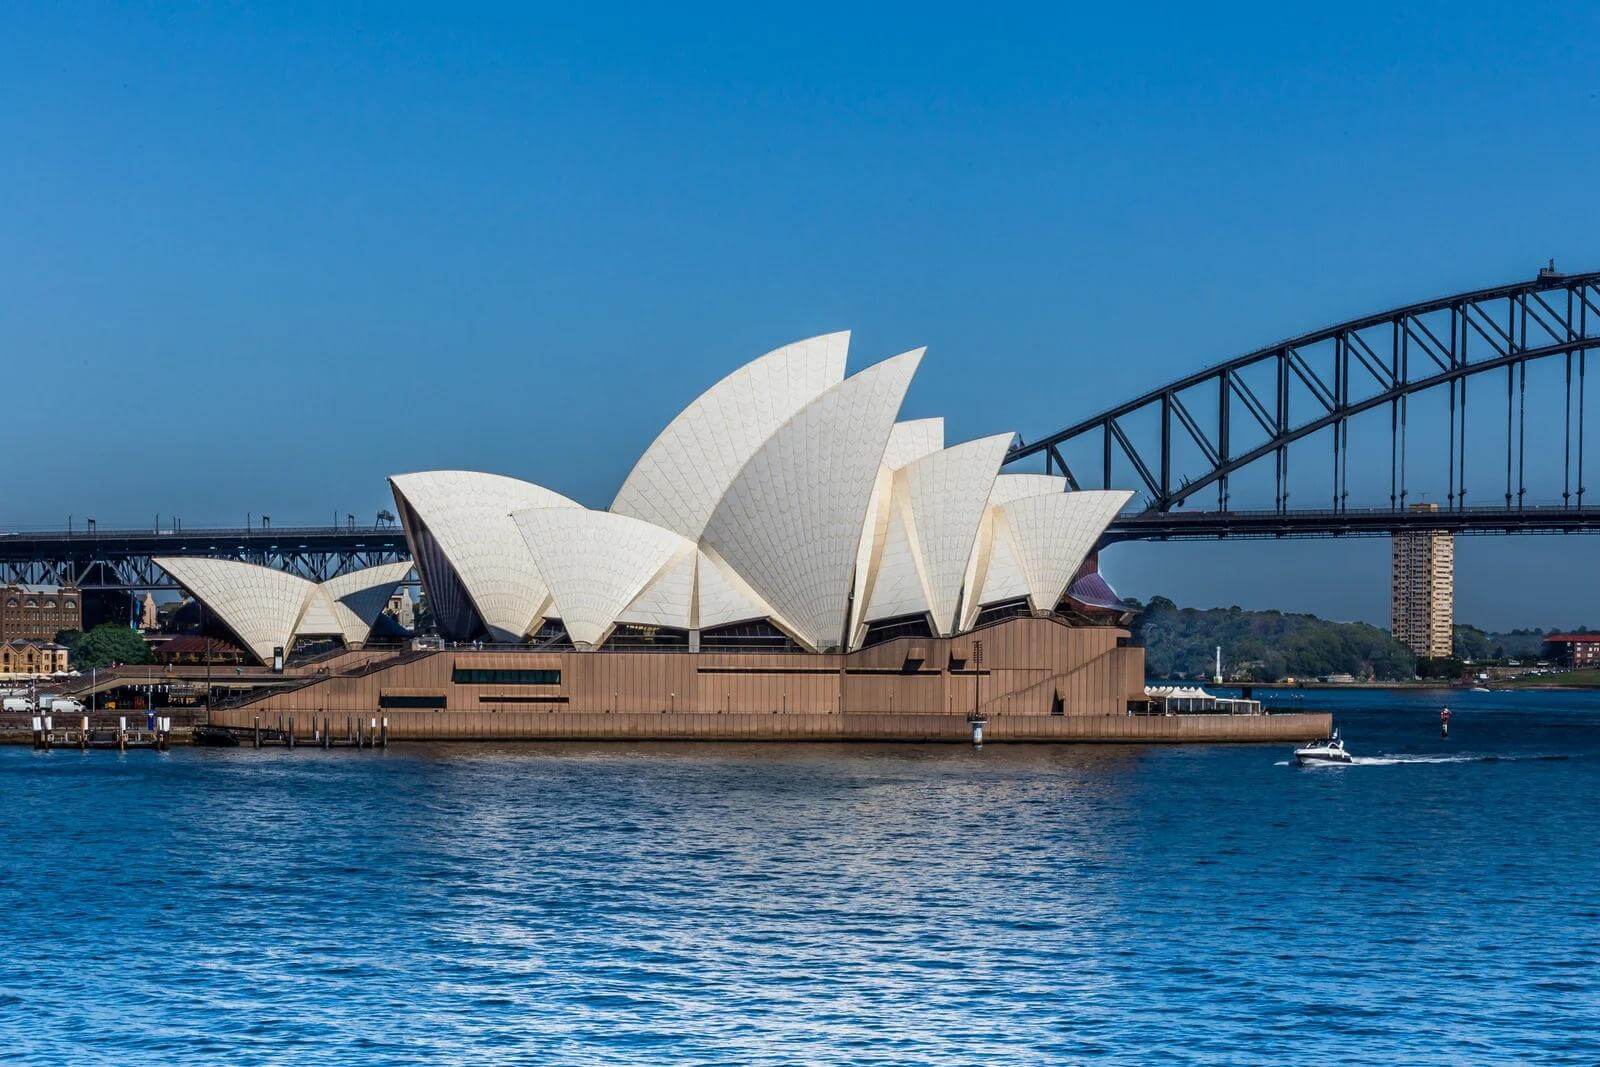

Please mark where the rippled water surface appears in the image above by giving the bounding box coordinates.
[4,690,1599,1064]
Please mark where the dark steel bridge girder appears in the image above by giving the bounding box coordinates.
[1008,270,1600,522]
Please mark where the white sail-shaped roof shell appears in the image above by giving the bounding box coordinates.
[848,419,944,636]
[856,433,1012,637]
[612,332,849,542]
[614,546,698,630]
[154,557,315,664]
[998,490,1132,612]
[880,418,945,471]
[989,473,1069,506]
[611,547,778,632]
[693,548,783,630]
[859,504,926,626]
[319,562,416,645]
[512,509,692,648]
[390,471,580,642]
[702,349,922,651]
[960,474,1070,630]
[898,433,1013,634]
[155,559,418,662]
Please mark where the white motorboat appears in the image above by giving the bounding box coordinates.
[1293,730,1352,766]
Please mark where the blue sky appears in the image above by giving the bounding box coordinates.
[3,4,1598,629]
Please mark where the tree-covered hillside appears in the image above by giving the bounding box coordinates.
[1452,625,1552,662]
[1128,597,1417,682]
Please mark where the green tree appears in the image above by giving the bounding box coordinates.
[67,623,155,670]
[1130,597,1416,682]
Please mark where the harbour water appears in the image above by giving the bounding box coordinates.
[3,689,1598,1064]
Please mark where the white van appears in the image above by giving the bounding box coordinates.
[49,697,86,716]
[3,696,35,713]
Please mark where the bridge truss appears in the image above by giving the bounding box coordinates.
[1008,268,1600,536]
[0,526,412,590]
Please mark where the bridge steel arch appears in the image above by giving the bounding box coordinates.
[1007,269,1600,533]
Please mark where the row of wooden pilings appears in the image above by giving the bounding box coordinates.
[32,715,173,752]
[249,714,389,750]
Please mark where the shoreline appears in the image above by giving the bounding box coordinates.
[3,710,1332,746]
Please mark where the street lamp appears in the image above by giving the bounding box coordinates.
[972,639,984,719]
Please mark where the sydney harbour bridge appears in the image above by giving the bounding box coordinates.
[4,266,1599,592]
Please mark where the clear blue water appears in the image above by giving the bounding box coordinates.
[3,689,1598,1065]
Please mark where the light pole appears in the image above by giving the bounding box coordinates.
[202,600,212,723]
[971,640,984,720]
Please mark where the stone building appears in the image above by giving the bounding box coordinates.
[0,584,82,643]
[0,638,70,678]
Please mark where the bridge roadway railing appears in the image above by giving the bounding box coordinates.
[1105,503,1600,541]
[0,524,412,588]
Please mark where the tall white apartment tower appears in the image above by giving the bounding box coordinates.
[1390,503,1454,659]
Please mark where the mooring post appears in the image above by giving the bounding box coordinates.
[368,717,377,750]
[322,716,330,749]
[117,714,126,752]
[287,716,296,749]
[253,716,261,749]
[346,715,353,747]
[31,715,42,750]
[80,714,89,751]
[380,716,389,749]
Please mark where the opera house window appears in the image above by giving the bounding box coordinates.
[451,667,562,686]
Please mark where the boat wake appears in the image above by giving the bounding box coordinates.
[1277,753,1570,767]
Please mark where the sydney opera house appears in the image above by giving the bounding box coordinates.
[169,335,1317,742]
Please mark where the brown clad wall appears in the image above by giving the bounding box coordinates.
[206,615,1263,741]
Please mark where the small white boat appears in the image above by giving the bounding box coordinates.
[1293,730,1352,766]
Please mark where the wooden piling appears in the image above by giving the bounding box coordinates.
[380,716,388,749]
[253,716,261,749]
[287,716,296,749]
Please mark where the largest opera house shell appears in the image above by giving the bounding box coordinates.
[388,333,1132,655]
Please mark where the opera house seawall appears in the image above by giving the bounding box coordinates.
[167,333,1327,743]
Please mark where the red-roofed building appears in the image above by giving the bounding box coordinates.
[1541,634,1600,668]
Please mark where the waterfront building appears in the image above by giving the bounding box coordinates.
[1541,633,1600,669]
[0,638,69,678]
[0,583,81,642]
[1390,504,1454,659]
[157,335,1317,742]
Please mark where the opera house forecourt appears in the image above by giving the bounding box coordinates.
[160,334,1325,743]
